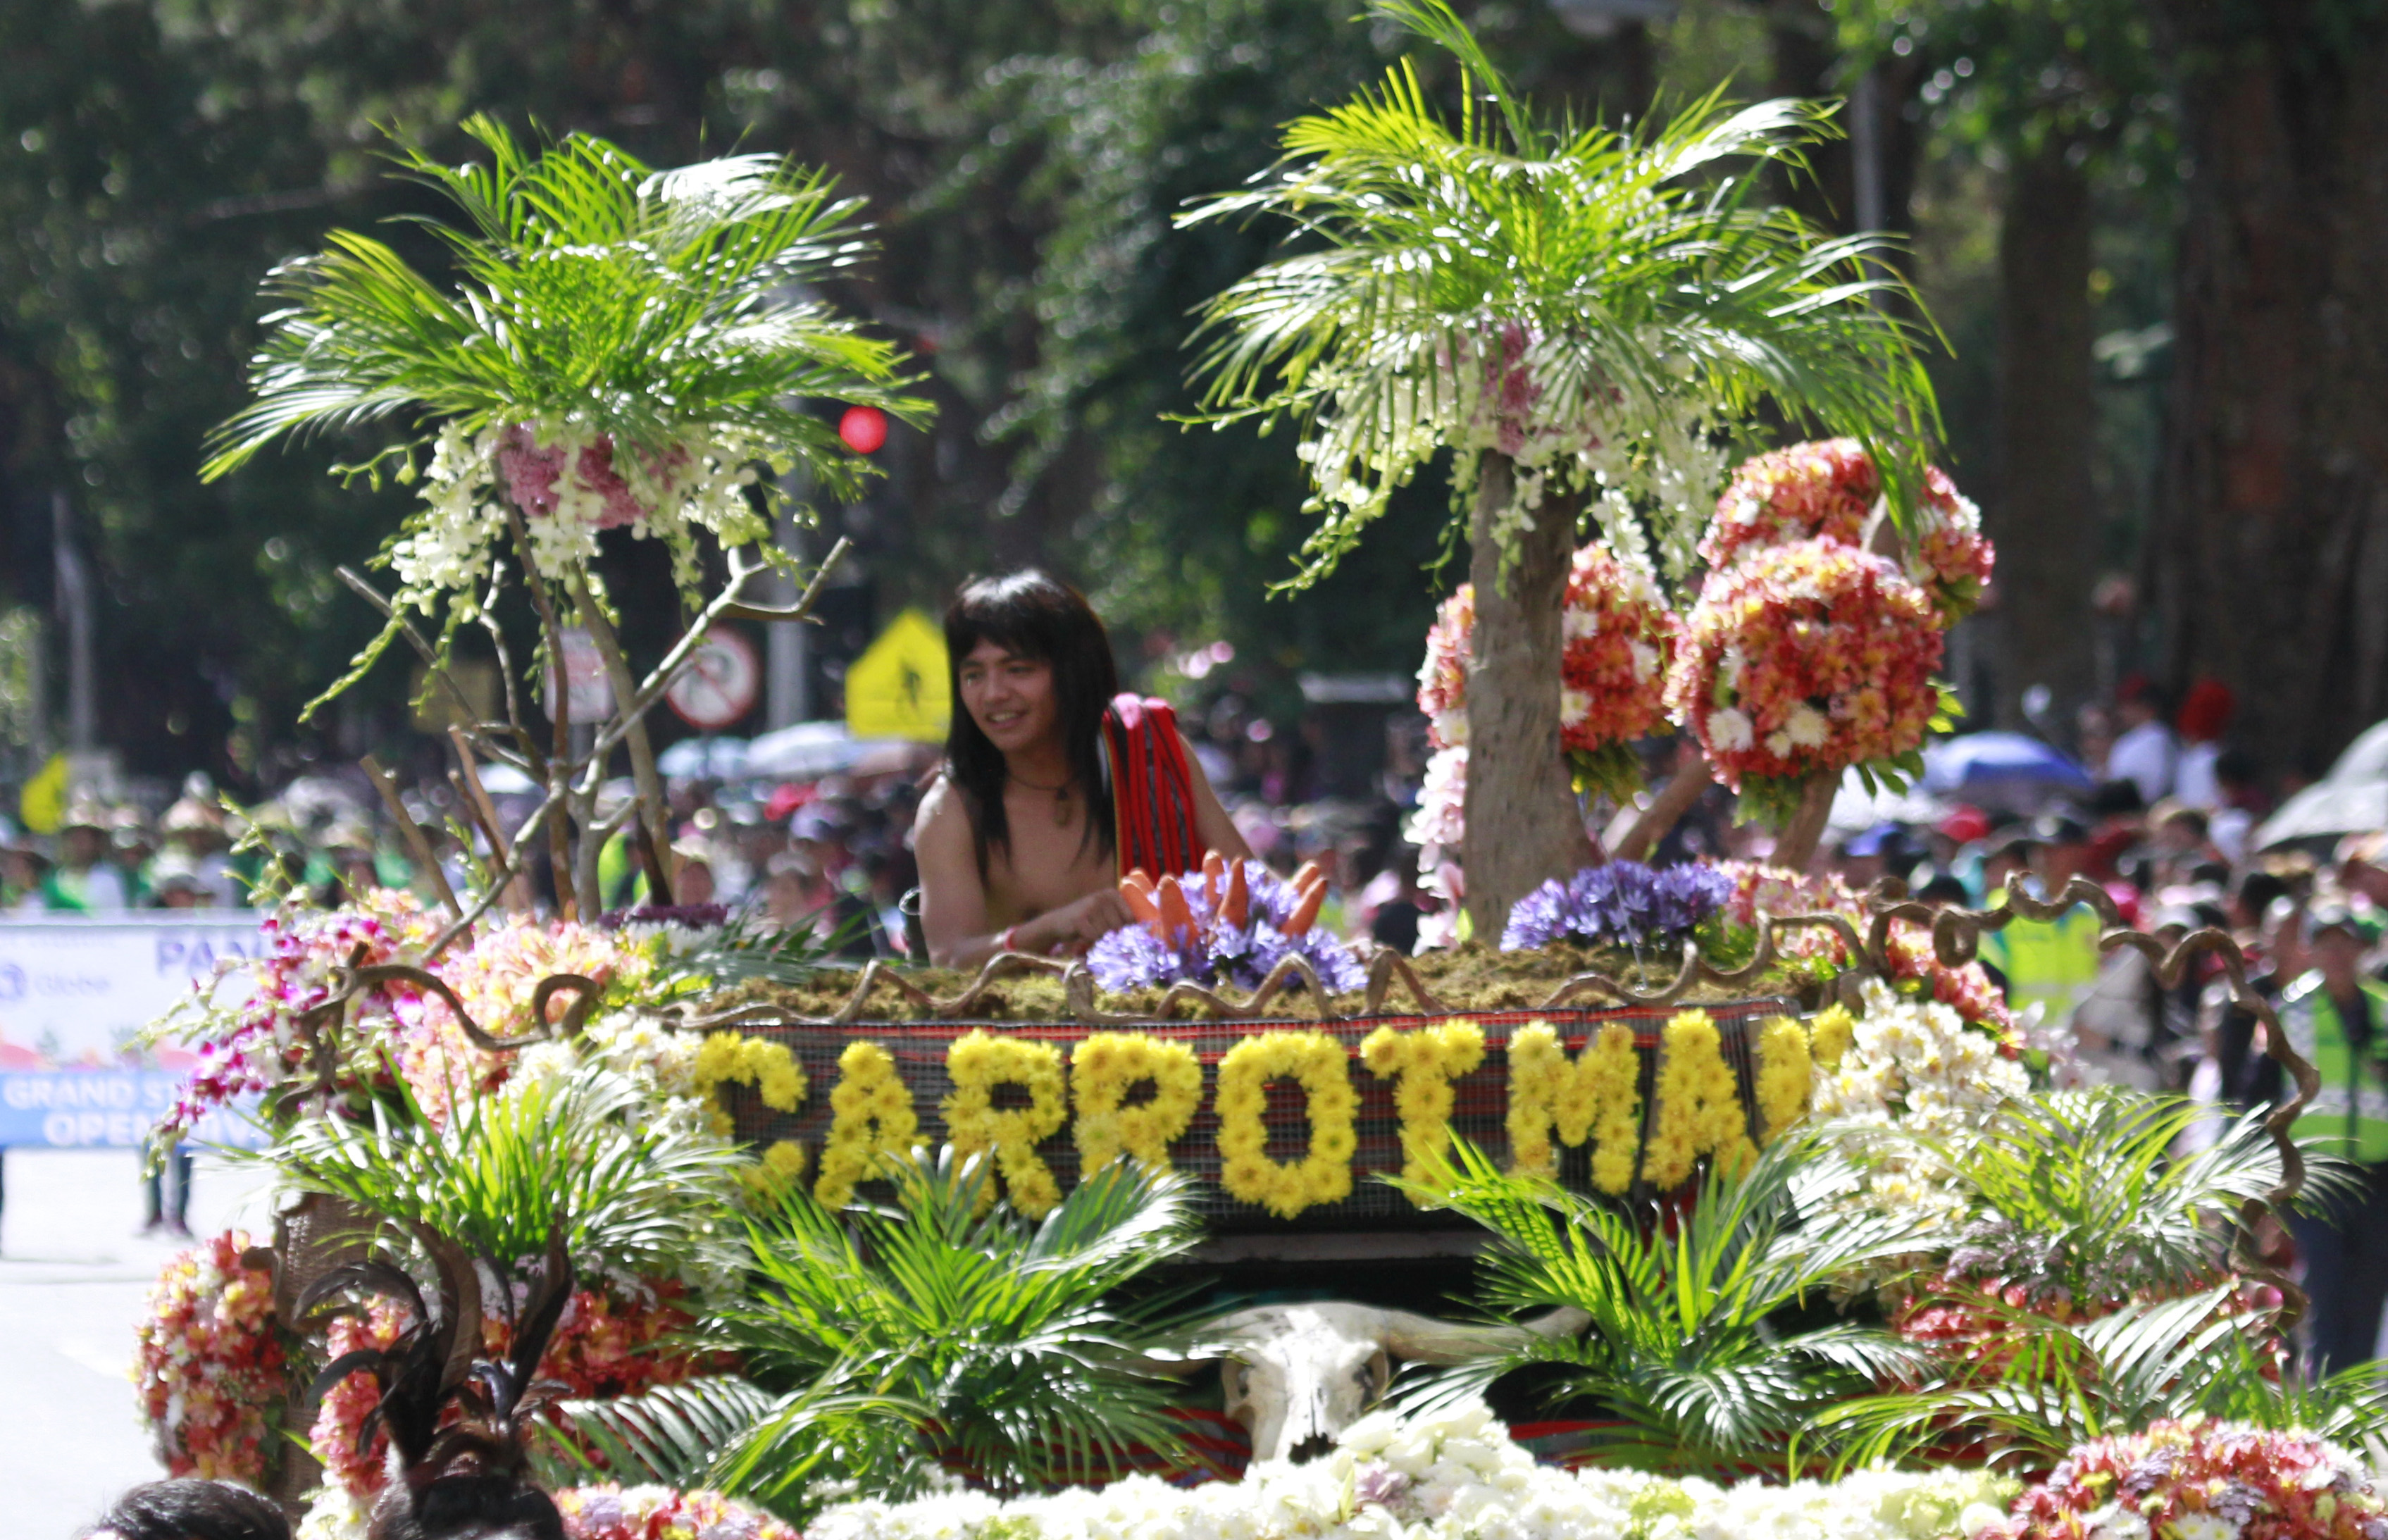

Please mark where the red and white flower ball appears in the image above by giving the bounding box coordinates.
[1668,539,1943,791]
[1697,438,1991,623]
[1413,542,1672,755]
[133,1230,288,1484]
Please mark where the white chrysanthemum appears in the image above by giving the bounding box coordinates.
[1785,702,1829,748]
[1708,707,1755,752]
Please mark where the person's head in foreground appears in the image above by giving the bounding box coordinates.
[80,1479,290,1540]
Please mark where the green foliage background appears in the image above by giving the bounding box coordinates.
[0,0,2183,781]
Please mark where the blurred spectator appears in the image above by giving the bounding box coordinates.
[161,795,244,907]
[2280,903,2388,1377]
[1,835,47,912]
[2108,677,2179,806]
[2173,678,2237,809]
[1981,819,2106,1032]
[45,801,130,913]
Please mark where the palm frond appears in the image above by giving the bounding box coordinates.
[204,116,927,483]
[267,1059,743,1280]
[1180,6,1938,586]
[698,1145,1209,1501]
[1395,1135,1936,1475]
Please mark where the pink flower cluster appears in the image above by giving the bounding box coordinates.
[158,895,444,1145]
[1715,860,2013,1033]
[1414,542,1672,754]
[1417,586,1472,750]
[132,1229,287,1484]
[1697,438,1993,624]
[1979,1420,2387,1540]
[497,426,682,530]
[1667,541,1944,788]
[311,1279,711,1501]
[393,917,647,1126]
[554,1484,802,1540]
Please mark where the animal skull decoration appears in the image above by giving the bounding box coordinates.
[1188,1300,1588,1463]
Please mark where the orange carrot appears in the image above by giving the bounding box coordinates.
[1222,859,1250,928]
[1284,879,1326,936]
[1157,874,1193,939]
[1120,876,1160,926]
[1202,850,1226,890]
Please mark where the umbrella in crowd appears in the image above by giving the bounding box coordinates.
[2254,719,2388,849]
[657,736,753,781]
[1920,731,2094,812]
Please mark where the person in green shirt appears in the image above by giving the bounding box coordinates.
[2280,903,2388,1377]
[1979,818,2106,1033]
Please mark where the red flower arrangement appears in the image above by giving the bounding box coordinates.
[1698,438,1991,624]
[1715,860,2013,1034]
[1978,1420,2387,1540]
[132,1229,289,1484]
[1669,541,1946,824]
[311,1277,714,1500]
[1413,541,1674,806]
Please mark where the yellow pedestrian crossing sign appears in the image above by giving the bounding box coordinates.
[845,609,950,743]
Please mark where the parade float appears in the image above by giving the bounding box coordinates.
[131,7,2385,1539]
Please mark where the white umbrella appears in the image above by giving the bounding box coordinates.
[745,721,863,780]
[657,736,751,780]
[2256,719,2388,848]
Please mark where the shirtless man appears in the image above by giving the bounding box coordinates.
[914,571,1248,969]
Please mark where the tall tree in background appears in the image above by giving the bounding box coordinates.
[1834,0,2167,731]
[2153,1,2388,775]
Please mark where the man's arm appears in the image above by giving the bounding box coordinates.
[914,778,997,969]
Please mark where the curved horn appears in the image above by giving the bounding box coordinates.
[1379,1304,1585,1365]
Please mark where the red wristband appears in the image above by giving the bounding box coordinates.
[998,925,1021,955]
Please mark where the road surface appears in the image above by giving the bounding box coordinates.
[0,1148,272,1539]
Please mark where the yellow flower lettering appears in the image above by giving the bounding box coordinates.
[941,1031,1069,1217]
[1071,1033,1203,1176]
[1215,1031,1359,1219]
[1505,1019,1641,1193]
[1361,1020,1485,1200]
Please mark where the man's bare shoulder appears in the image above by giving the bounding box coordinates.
[914,774,972,843]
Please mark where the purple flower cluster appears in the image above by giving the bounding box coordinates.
[1087,859,1367,996]
[1500,859,1733,952]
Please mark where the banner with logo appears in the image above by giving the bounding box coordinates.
[0,916,268,1148]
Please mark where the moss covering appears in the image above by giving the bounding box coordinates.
[708,933,1824,1024]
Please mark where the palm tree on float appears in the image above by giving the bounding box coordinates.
[1181,0,1939,933]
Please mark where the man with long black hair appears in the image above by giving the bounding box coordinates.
[915,570,1249,969]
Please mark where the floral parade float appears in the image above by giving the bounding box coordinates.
[135,9,2380,1540]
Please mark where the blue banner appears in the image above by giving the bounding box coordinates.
[0,1069,264,1150]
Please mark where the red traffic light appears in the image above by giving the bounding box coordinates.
[838,404,888,454]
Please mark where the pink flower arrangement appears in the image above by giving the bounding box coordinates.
[1978,1420,2387,1540]
[1668,540,1944,799]
[132,1229,288,1484]
[1413,541,1674,812]
[554,1484,802,1540]
[157,894,444,1145]
[497,425,692,531]
[393,916,652,1126]
[311,1278,711,1501]
[1417,586,1473,751]
[1698,439,1879,572]
[1698,438,1993,624]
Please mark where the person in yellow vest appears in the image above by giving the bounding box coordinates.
[2280,903,2388,1377]
[1979,817,2106,1033]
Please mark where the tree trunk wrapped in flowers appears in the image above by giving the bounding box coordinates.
[1407,541,1676,853]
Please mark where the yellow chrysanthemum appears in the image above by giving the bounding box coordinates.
[1071,1033,1203,1176]
[1505,1020,1641,1193]
[1362,1020,1485,1200]
[1214,1031,1358,1219]
[940,1031,1069,1217]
